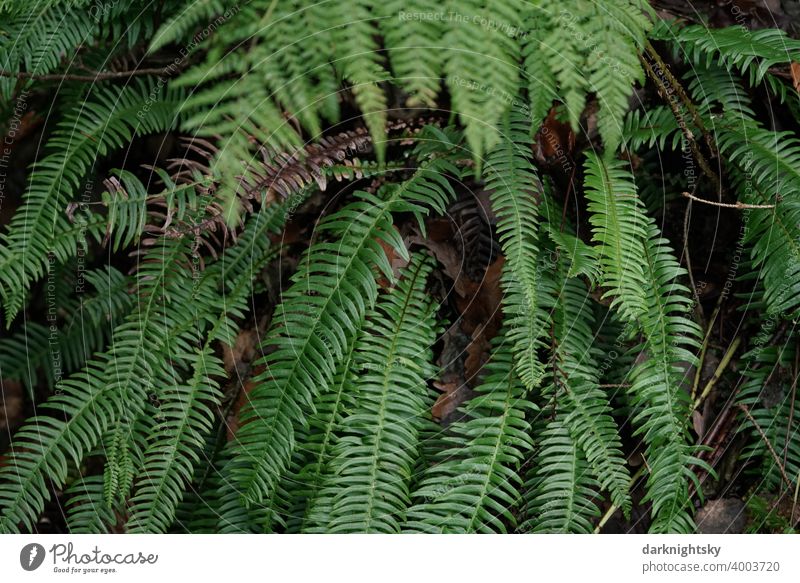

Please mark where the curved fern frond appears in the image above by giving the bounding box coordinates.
[228,158,458,509]
[583,152,649,321]
[378,0,445,107]
[667,24,800,91]
[443,0,522,166]
[0,234,196,532]
[584,153,704,532]
[0,79,182,323]
[0,266,132,392]
[552,276,631,515]
[520,418,600,533]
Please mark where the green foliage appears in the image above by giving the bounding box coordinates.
[0,79,182,322]
[405,336,536,533]
[310,254,439,532]
[485,107,549,390]
[584,153,704,532]
[227,158,458,511]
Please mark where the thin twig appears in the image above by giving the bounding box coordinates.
[739,404,795,490]
[682,192,705,326]
[640,53,724,198]
[691,302,723,402]
[682,191,775,209]
[0,65,183,83]
[785,345,799,469]
[692,336,741,413]
[644,41,717,159]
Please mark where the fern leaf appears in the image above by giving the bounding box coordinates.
[520,418,600,533]
[485,107,549,390]
[228,160,457,510]
[309,254,438,533]
[405,336,536,533]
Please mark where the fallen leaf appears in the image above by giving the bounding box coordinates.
[456,256,505,338]
[0,379,24,432]
[431,380,467,422]
[226,364,265,441]
[464,327,492,384]
[221,328,260,376]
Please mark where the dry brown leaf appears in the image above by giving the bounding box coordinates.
[221,328,260,376]
[0,379,24,432]
[431,380,462,422]
[791,62,800,94]
[225,364,265,441]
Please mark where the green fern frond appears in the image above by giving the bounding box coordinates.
[583,152,649,321]
[623,106,682,152]
[289,341,360,531]
[228,158,458,510]
[444,0,522,166]
[718,119,800,318]
[584,153,704,532]
[0,266,132,392]
[65,475,119,533]
[378,0,445,107]
[485,107,549,390]
[669,24,800,89]
[737,341,800,493]
[552,276,631,515]
[629,222,704,533]
[522,11,557,133]
[331,0,389,162]
[308,254,438,533]
[583,0,650,153]
[0,79,182,323]
[125,348,226,532]
[0,236,195,532]
[148,0,234,53]
[0,4,94,99]
[404,336,536,533]
[686,63,754,117]
[520,418,601,533]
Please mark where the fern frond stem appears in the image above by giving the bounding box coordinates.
[640,53,722,197]
[739,404,794,490]
[0,66,185,82]
[784,345,799,469]
[692,336,741,413]
[683,191,775,209]
[643,40,715,156]
[682,199,704,326]
[593,465,646,534]
[691,302,723,402]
